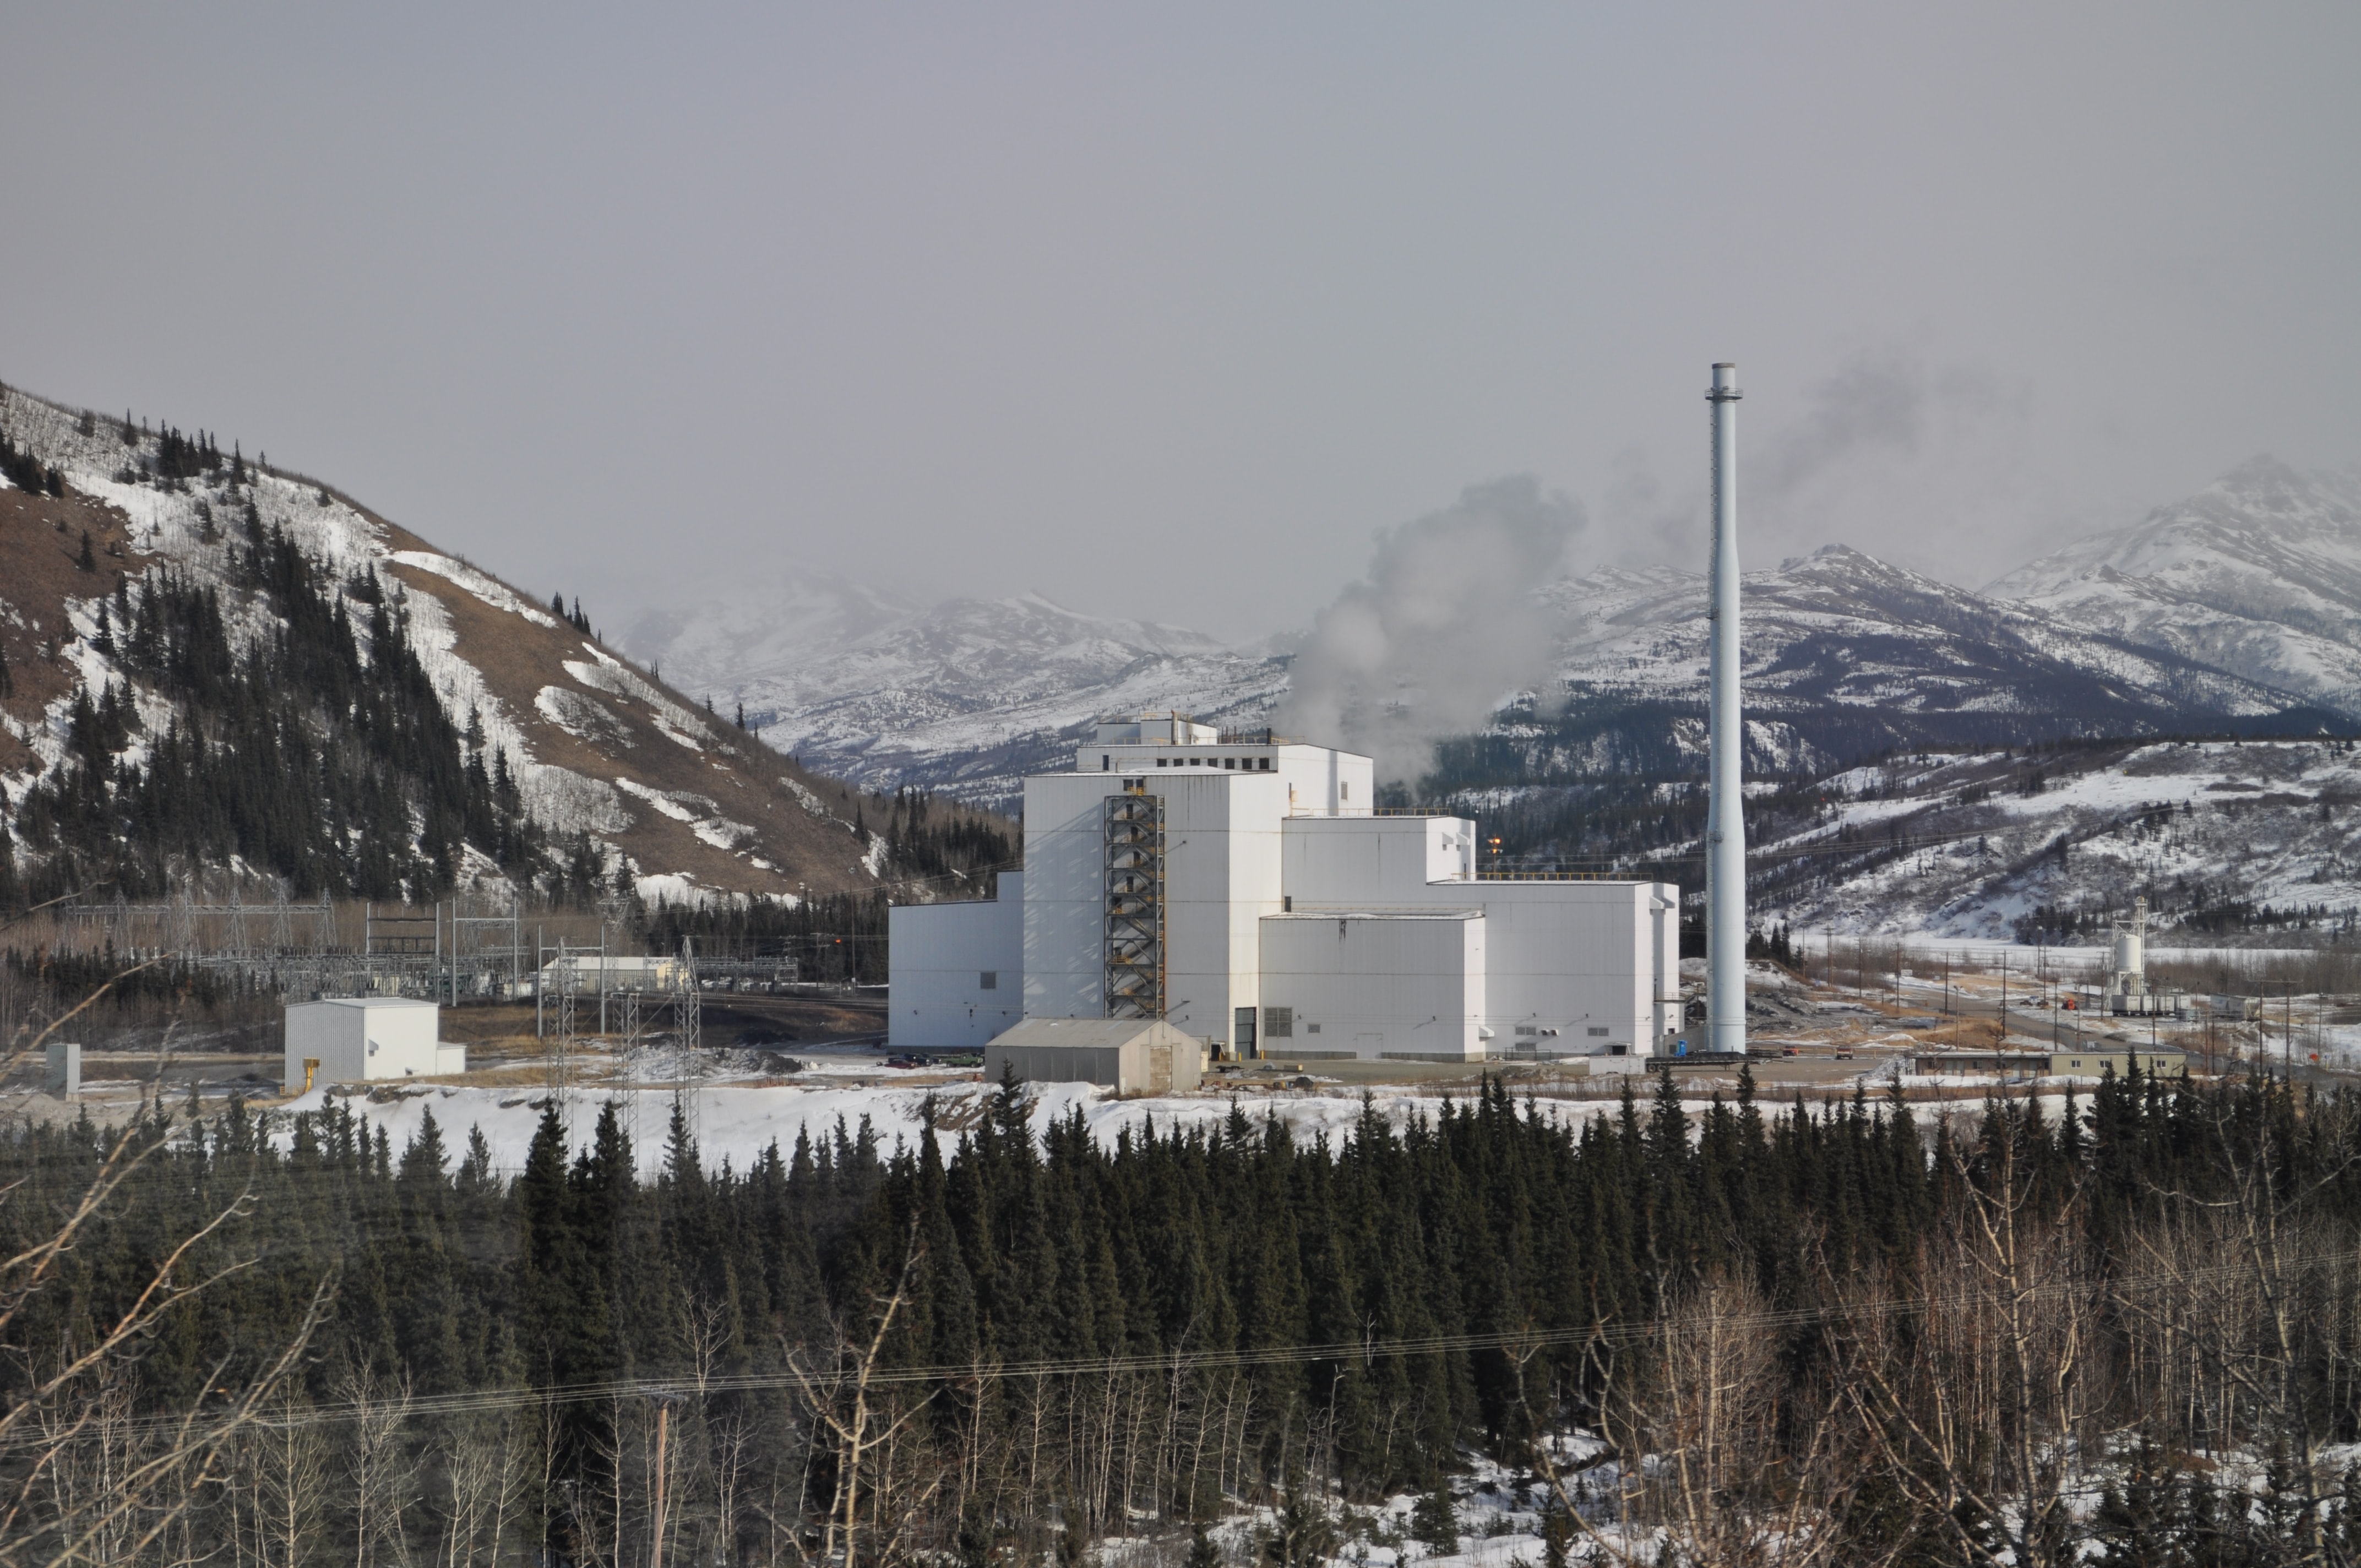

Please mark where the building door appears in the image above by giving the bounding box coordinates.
[1234,1006,1258,1059]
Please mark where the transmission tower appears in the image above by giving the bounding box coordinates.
[168,888,195,958]
[619,984,645,1166]
[675,937,701,1151]
[551,938,577,1142]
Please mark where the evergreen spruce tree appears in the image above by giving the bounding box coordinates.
[1411,1478,1457,1555]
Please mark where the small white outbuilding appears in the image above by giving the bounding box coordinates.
[284,998,465,1092]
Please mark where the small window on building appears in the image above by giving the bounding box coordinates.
[1259,757,1271,770]
[1306,1022,1321,1035]
[1264,1007,1293,1039]
[1340,781,1350,801]
[1157,758,1168,766]
[1282,895,1292,912]
[979,971,998,990]
[1516,1025,1539,1036]
[1101,755,1109,771]
[1587,1026,1610,1038]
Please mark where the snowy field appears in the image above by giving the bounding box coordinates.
[273,1071,1642,1179]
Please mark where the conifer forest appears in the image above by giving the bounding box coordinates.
[11,1062,2361,1566]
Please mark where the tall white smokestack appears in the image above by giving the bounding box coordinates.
[1706,363,1745,1055]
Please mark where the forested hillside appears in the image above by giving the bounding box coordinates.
[7,516,543,906]
[0,382,1014,913]
[9,1069,2361,1564]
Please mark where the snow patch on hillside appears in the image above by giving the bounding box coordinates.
[390,551,561,628]
[523,767,633,835]
[614,777,694,822]
[781,776,844,824]
[565,645,717,752]
[614,777,758,853]
[535,686,634,749]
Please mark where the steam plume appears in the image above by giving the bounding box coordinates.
[1278,476,1580,785]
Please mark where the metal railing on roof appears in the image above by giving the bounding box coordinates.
[1475,869,1636,882]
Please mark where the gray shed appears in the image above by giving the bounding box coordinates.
[985,1018,1204,1095]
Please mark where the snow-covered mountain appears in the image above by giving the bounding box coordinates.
[1513,543,2315,776]
[0,382,920,906]
[625,588,1290,805]
[631,458,2354,809]
[619,571,922,706]
[1988,457,2361,718]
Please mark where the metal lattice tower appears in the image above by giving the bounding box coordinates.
[1103,789,1165,1018]
[676,938,701,1149]
[551,938,577,1140]
[619,984,646,1159]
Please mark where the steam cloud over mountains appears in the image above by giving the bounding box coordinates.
[1276,477,1582,779]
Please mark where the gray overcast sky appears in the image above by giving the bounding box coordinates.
[3,3,2355,641]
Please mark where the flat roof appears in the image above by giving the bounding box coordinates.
[288,996,438,1010]
[1265,908,1483,922]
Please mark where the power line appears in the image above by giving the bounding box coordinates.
[12,1250,2331,1447]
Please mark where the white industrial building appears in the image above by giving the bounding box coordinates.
[530,954,687,994]
[889,714,1680,1067]
[283,997,466,1092]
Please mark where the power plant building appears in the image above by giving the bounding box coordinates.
[889,715,1680,1066]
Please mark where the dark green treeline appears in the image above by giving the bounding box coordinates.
[4,1067,2357,1561]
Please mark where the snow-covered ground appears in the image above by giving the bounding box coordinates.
[272,1069,1645,1179]
[1753,739,2361,939]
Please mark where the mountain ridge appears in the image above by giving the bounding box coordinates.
[0,380,995,910]
[628,463,2355,806]
[1987,455,2361,716]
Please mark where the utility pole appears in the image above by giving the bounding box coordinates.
[649,1396,674,1568]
